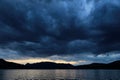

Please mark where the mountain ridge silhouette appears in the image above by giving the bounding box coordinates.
[0,59,120,69]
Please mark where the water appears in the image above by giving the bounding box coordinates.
[0,69,120,80]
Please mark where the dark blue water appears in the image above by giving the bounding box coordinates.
[0,69,120,80]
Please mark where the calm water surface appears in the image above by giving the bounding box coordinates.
[0,69,120,80]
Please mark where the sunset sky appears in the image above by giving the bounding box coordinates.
[0,0,120,65]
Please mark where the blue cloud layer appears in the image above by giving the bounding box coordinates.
[0,0,120,63]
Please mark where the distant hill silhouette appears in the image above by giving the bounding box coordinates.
[75,60,120,69]
[0,59,120,69]
[0,59,25,69]
[26,62,74,69]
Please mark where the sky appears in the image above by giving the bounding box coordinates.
[0,0,120,65]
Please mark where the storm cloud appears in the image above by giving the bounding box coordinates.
[0,0,120,64]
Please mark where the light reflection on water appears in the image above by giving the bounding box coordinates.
[0,69,120,80]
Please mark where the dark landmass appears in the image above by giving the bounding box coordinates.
[0,59,25,69]
[0,59,120,69]
[26,62,74,69]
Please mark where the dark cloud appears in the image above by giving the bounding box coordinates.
[0,0,120,63]
[89,1,120,53]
